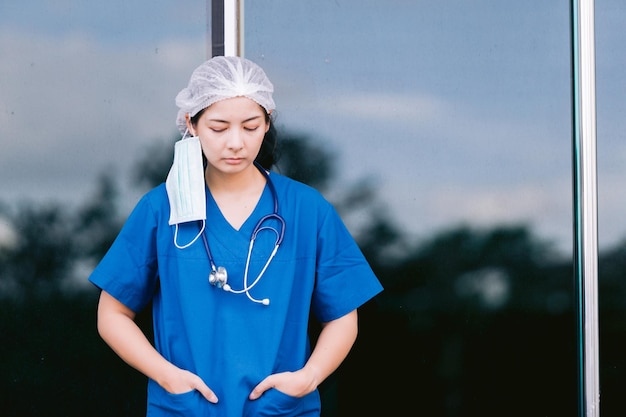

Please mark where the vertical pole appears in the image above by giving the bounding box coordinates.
[209,0,243,58]
[224,0,244,56]
[571,0,599,416]
[209,0,224,57]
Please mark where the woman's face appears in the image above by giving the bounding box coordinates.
[188,96,270,176]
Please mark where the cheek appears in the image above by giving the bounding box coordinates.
[250,133,266,149]
[198,136,218,156]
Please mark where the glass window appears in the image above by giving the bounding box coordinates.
[596,1,626,415]
[246,1,577,415]
[3,1,624,415]
[0,1,206,205]
[0,2,207,415]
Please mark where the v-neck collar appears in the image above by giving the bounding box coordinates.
[204,181,272,242]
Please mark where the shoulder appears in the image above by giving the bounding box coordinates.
[143,183,168,204]
[126,183,169,223]
[269,172,340,228]
[269,171,328,205]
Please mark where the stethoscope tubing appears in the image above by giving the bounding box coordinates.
[201,162,285,304]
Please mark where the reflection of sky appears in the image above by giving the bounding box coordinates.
[0,0,624,253]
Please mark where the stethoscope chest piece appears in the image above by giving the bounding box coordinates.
[209,266,228,288]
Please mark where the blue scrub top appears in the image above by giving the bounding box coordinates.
[89,171,383,417]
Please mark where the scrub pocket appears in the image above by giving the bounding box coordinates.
[243,388,320,417]
[147,381,216,417]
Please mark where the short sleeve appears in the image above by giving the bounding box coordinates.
[88,193,160,313]
[311,204,383,323]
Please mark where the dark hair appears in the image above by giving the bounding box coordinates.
[190,107,279,170]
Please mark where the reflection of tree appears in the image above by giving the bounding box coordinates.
[0,203,76,300]
[0,129,623,416]
[385,225,569,315]
[359,225,576,416]
[274,132,335,191]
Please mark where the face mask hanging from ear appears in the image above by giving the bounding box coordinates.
[165,132,207,248]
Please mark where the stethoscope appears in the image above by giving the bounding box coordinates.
[201,162,285,306]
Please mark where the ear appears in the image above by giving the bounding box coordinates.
[185,113,197,136]
[265,110,272,133]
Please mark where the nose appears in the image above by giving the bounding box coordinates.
[226,127,244,151]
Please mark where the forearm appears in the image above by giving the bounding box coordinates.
[302,309,358,387]
[247,309,360,400]
[97,291,178,387]
[97,291,217,401]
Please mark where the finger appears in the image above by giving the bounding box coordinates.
[249,379,273,400]
[194,379,218,403]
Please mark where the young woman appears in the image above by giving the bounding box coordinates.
[90,55,382,417]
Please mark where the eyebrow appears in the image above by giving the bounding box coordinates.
[207,115,263,124]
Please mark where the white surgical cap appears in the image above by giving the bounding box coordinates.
[175,56,275,133]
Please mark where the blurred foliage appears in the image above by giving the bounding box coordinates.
[1,128,625,417]
[131,139,175,191]
[273,132,336,191]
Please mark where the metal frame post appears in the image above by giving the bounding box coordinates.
[571,0,599,416]
[209,0,243,57]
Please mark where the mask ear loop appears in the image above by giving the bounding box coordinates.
[174,220,206,249]
[171,126,204,250]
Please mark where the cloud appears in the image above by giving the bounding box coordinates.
[2,0,625,255]
[328,93,447,125]
[0,28,205,204]
[378,176,574,251]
